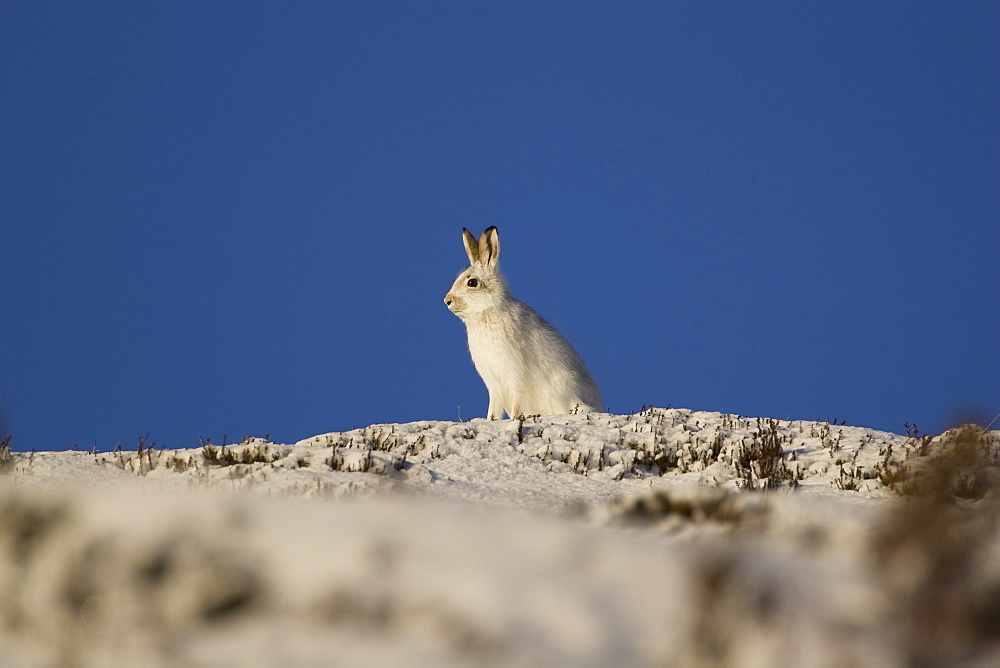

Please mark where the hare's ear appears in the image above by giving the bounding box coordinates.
[479,226,500,269]
[462,228,480,265]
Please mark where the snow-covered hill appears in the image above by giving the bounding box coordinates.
[2,408,998,666]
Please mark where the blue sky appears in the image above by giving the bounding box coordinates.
[3,2,997,451]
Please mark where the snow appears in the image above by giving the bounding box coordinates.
[2,408,998,666]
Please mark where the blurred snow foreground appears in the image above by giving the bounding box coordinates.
[2,408,1000,667]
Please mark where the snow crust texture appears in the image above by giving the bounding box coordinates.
[2,408,999,666]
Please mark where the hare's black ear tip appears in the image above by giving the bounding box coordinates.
[485,225,498,234]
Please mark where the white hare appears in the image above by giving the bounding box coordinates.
[444,226,602,419]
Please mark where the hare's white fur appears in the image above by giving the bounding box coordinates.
[444,227,601,419]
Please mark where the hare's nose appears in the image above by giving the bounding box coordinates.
[444,295,453,306]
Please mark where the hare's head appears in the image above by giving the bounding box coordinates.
[444,226,509,321]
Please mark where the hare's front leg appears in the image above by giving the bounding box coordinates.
[487,394,502,420]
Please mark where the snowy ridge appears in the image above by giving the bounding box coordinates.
[2,408,999,666]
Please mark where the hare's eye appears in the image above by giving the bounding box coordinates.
[467,278,479,288]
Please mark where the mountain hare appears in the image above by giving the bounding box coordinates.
[444,226,602,419]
